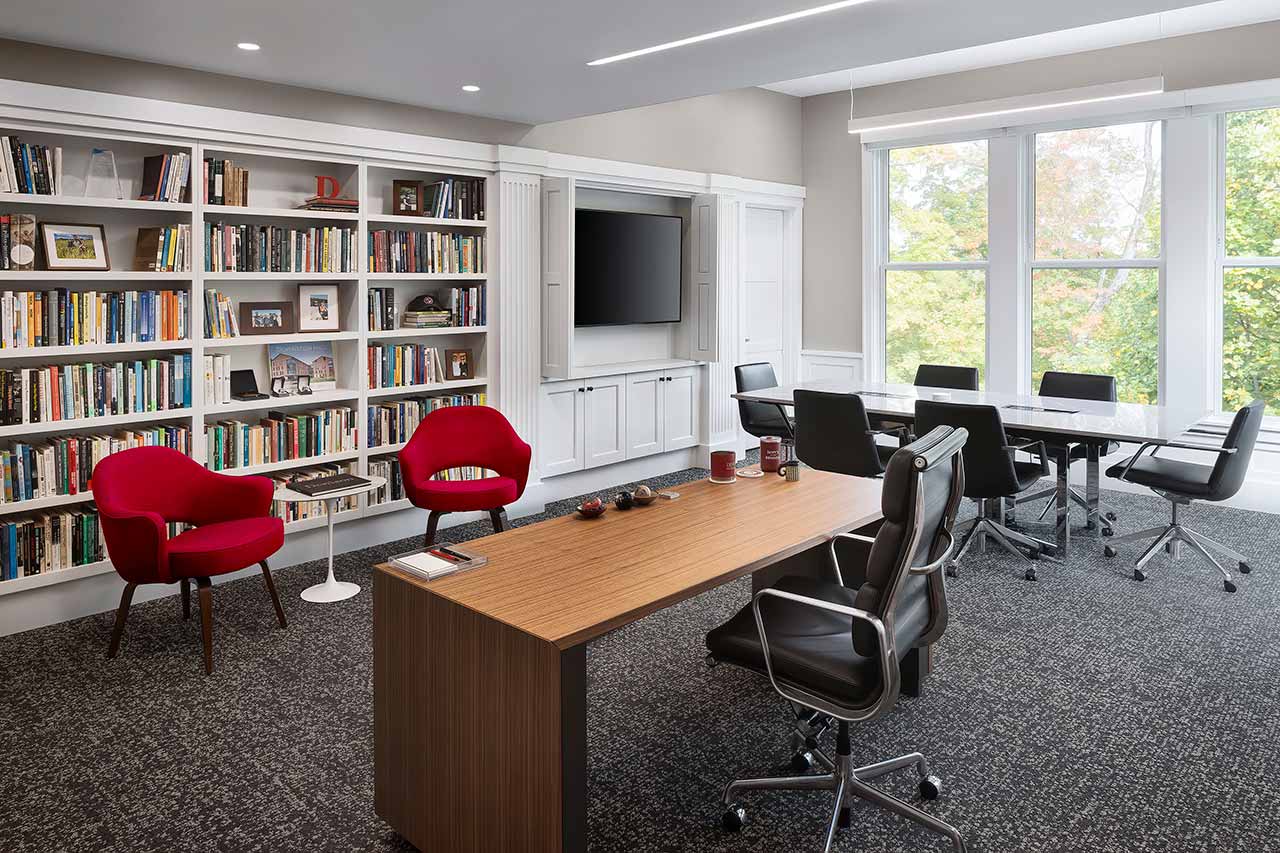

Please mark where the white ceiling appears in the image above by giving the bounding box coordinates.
[0,0,1221,124]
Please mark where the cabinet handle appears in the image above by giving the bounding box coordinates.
[578,387,585,393]
[587,386,594,391]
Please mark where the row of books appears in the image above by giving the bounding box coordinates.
[424,177,485,221]
[368,344,448,389]
[367,230,484,274]
[0,508,102,581]
[367,393,485,448]
[442,285,486,327]
[0,288,189,349]
[203,158,249,207]
[0,213,36,271]
[0,137,62,196]
[204,407,358,472]
[138,153,192,204]
[203,354,235,406]
[205,222,357,273]
[0,355,193,426]
[204,289,240,339]
[368,287,397,331]
[367,456,404,506]
[269,462,359,523]
[0,425,192,505]
[133,224,194,272]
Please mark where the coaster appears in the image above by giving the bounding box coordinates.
[735,467,765,478]
[708,476,737,485]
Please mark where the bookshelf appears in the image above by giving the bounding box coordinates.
[0,120,495,594]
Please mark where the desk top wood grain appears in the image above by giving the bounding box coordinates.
[376,469,883,649]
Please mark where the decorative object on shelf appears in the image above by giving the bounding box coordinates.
[239,301,296,336]
[633,484,657,505]
[445,349,473,380]
[393,180,425,215]
[401,292,451,329]
[228,369,269,402]
[614,491,634,510]
[38,222,109,271]
[709,450,737,484]
[132,224,192,272]
[297,176,358,213]
[4,214,36,271]
[84,148,122,199]
[297,283,340,332]
[577,497,606,519]
[759,436,783,473]
[269,340,337,394]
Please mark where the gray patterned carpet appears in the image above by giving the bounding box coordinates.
[2,462,1278,853]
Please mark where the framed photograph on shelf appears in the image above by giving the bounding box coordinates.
[298,284,340,331]
[238,301,296,336]
[445,349,474,380]
[39,223,110,271]
[392,180,425,216]
[268,340,337,393]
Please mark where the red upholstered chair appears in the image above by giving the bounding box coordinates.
[399,406,532,546]
[92,446,287,674]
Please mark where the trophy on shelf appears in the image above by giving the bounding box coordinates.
[84,148,123,200]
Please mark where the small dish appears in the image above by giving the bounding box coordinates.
[633,492,658,506]
[735,467,765,479]
[576,503,607,519]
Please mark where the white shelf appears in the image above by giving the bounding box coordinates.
[366,497,412,517]
[202,271,357,281]
[203,331,359,348]
[203,204,359,221]
[0,559,115,596]
[367,441,408,456]
[367,214,487,228]
[367,378,488,399]
[0,339,192,360]
[0,407,193,438]
[0,193,193,213]
[0,271,193,281]
[0,490,95,517]
[367,326,486,340]
[205,388,360,416]
[567,358,701,380]
[216,450,360,477]
[366,272,487,281]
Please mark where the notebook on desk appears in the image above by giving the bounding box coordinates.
[390,545,487,581]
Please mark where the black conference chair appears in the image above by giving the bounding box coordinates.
[735,362,794,454]
[794,389,907,478]
[1014,371,1122,534]
[706,426,969,853]
[915,400,1053,580]
[1104,400,1263,592]
[914,364,980,391]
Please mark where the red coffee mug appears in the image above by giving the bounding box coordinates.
[759,436,783,473]
[710,450,737,482]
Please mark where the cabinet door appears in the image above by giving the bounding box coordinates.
[583,375,627,469]
[625,371,664,460]
[537,380,585,477]
[663,367,702,451]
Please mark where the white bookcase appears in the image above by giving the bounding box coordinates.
[0,118,493,597]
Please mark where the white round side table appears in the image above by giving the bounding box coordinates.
[273,474,387,603]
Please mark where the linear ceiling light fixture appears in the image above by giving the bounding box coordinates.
[588,0,879,66]
[847,76,1165,135]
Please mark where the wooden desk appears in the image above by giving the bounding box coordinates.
[374,469,883,853]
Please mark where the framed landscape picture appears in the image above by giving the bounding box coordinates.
[298,283,340,331]
[39,223,110,271]
[238,301,296,336]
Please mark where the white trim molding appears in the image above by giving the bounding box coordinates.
[800,350,865,383]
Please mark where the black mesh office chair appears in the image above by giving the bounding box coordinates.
[914,364,980,391]
[1014,371,1122,534]
[794,390,907,478]
[735,363,794,453]
[915,400,1053,580]
[1104,400,1263,592]
[706,426,969,853]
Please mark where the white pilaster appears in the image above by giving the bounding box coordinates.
[704,193,741,460]
[494,171,542,463]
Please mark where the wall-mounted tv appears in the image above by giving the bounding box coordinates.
[574,209,682,327]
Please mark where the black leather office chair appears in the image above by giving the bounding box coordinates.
[707,426,969,853]
[1014,371,1122,535]
[735,362,794,453]
[1104,400,1263,592]
[915,400,1053,580]
[914,364,980,391]
[794,390,907,478]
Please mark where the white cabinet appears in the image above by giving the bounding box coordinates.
[537,381,585,476]
[625,371,664,458]
[583,375,627,468]
[662,366,701,451]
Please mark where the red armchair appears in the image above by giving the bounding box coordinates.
[399,406,532,546]
[91,446,286,674]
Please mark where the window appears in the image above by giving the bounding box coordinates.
[1032,122,1162,403]
[1222,108,1280,416]
[883,140,988,384]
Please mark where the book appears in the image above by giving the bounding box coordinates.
[203,158,249,207]
[133,226,193,272]
[366,392,485,450]
[297,195,358,212]
[0,356,191,426]
[389,545,486,581]
[0,289,188,349]
[204,222,356,273]
[138,154,191,203]
[8,214,35,271]
[367,229,484,274]
[286,471,369,497]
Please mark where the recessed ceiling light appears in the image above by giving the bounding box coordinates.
[587,0,878,66]
[461,84,481,93]
[237,42,260,51]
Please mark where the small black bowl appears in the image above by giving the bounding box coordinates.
[614,491,635,510]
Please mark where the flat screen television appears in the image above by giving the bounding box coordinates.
[575,209,682,327]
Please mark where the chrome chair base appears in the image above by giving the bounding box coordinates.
[949,501,1056,581]
[721,723,965,853]
[1017,484,1118,533]
[1103,499,1252,592]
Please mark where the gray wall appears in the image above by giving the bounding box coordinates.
[802,20,1280,354]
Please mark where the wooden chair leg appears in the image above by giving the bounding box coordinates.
[424,510,445,548]
[489,507,511,534]
[196,577,214,675]
[107,582,137,659]
[260,560,287,629]
[181,578,191,620]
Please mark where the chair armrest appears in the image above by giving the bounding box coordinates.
[752,587,897,721]
[190,471,275,524]
[1114,441,1236,481]
[867,425,911,447]
[908,529,956,576]
[1007,439,1051,476]
[98,507,170,583]
[828,532,875,586]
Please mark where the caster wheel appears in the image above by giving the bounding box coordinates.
[837,806,851,829]
[1101,527,1114,537]
[1103,546,1117,558]
[919,775,943,801]
[1240,562,1252,575]
[1105,511,1118,522]
[1027,548,1040,560]
[790,750,815,774]
[722,804,747,832]
[1024,568,1038,582]
[1224,579,1237,593]
[1133,569,1146,582]
[945,565,958,579]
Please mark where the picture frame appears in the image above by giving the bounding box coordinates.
[297,284,340,331]
[238,301,296,336]
[392,180,425,216]
[268,340,337,393]
[445,349,474,380]
[39,223,110,271]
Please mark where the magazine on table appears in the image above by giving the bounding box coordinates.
[390,544,487,581]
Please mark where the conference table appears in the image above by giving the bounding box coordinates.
[733,379,1208,556]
